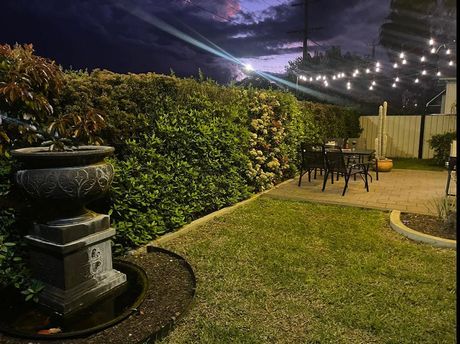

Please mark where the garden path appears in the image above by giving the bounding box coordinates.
[265,169,449,215]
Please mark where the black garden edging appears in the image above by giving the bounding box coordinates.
[0,247,196,344]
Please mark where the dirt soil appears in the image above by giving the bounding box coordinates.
[0,248,196,344]
[400,212,456,240]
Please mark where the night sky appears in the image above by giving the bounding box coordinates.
[0,0,391,83]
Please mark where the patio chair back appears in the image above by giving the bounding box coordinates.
[298,143,326,186]
[300,143,325,170]
[324,149,347,174]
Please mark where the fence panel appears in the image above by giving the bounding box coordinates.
[359,114,457,158]
[422,115,457,158]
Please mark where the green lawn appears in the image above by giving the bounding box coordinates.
[158,198,456,344]
[392,158,445,171]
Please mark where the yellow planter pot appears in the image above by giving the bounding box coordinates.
[375,159,393,172]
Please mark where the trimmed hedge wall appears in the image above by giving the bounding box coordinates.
[56,71,329,251]
[1,68,361,289]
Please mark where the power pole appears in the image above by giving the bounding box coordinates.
[368,39,378,59]
[289,0,322,62]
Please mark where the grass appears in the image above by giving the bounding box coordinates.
[392,158,445,171]
[157,198,456,344]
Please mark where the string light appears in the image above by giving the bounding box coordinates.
[292,36,455,92]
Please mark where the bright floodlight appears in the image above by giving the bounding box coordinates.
[244,63,254,71]
[420,56,426,62]
[429,38,434,45]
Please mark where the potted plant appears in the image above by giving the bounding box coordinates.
[374,101,393,172]
[1,44,126,314]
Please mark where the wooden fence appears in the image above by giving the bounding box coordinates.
[358,114,457,159]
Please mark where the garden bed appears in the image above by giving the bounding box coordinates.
[400,212,456,240]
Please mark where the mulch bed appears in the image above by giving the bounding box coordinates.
[0,247,196,344]
[400,212,456,240]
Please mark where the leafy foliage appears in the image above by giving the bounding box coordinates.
[0,44,106,154]
[428,131,456,165]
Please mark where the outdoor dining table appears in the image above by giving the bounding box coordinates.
[325,148,378,181]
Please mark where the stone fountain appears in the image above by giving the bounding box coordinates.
[11,146,126,315]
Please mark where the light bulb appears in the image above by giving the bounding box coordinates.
[355,69,359,74]
[332,75,336,80]
[365,68,370,73]
[392,83,396,88]
[436,71,441,76]
[395,77,400,82]
[414,78,419,83]
[375,67,380,72]
[448,60,454,66]
[371,80,376,86]
[399,52,404,58]
[431,47,436,53]
[376,62,380,67]
[429,38,434,45]
[369,86,374,90]
[422,70,427,75]
[393,63,398,68]
[446,49,451,55]
[420,56,426,62]
[402,59,407,64]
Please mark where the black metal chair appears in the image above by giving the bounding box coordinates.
[298,143,326,186]
[445,156,457,196]
[323,149,370,196]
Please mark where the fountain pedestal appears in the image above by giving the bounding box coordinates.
[11,146,126,315]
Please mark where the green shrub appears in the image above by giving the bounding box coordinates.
[429,132,457,166]
[300,101,362,141]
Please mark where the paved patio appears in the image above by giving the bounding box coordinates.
[264,169,451,215]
